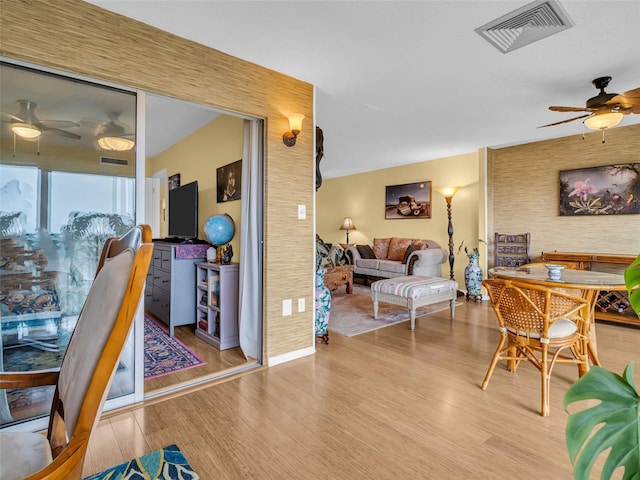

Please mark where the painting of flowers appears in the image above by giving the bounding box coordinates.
[559,163,640,216]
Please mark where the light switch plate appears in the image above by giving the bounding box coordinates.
[297,204,306,219]
[282,299,292,316]
[298,298,305,312]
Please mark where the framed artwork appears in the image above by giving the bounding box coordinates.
[217,159,242,203]
[168,173,181,190]
[559,163,639,216]
[385,181,431,219]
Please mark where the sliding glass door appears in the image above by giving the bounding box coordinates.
[0,61,137,427]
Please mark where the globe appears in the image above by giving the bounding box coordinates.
[203,214,235,246]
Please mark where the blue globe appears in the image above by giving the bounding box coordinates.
[203,214,235,246]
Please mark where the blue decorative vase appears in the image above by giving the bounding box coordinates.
[464,254,483,302]
[315,268,331,343]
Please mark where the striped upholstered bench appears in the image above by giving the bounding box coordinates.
[371,276,458,330]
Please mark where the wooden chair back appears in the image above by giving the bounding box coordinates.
[8,225,153,479]
[483,278,588,338]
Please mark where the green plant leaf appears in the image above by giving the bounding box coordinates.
[624,253,640,316]
[563,362,640,480]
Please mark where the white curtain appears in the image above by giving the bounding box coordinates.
[238,119,263,360]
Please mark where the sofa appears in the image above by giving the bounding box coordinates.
[345,237,446,281]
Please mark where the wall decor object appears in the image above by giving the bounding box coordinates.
[559,163,639,216]
[217,159,242,203]
[168,173,181,190]
[385,181,431,219]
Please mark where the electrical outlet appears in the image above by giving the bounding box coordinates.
[282,299,292,316]
[297,204,306,219]
[298,298,305,312]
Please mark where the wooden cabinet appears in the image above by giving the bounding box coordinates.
[144,242,205,337]
[541,251,636,327]
[195,262,239,350]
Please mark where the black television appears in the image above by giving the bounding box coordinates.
[168,181,199,239]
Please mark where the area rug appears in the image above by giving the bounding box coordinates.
[84,444,200,480]
[144,315,206,379]
[328,283,459,337]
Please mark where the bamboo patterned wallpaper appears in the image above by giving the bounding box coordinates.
[0,0,315,361]
[487,124,640,264]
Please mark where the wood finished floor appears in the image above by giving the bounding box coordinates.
[143,319,250,394]
[86,301,640,479]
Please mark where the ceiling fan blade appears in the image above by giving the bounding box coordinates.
[1,111,24,122]
[39,119,79,128]
[548,106,591,113]
[606,87,640,113]
[43,127,81,139]
[537,114,592,128]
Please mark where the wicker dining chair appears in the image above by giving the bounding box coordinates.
[481,278,592,416]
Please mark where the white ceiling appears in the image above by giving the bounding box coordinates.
[26,1,640,177]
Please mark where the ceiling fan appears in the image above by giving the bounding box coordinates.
[1,99,81,140]
[538,77,640,133]
[539,76,640,135]
[94,111,135,151]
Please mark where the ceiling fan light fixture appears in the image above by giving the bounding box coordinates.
[97,135,135,151]
[11,122,42,139]
[583,111,623,131]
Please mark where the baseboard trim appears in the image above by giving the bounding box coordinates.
[268,345,315,366]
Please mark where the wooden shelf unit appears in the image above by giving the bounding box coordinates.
[194,262,239,350]
[541,251,637,327]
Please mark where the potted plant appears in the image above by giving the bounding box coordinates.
[563,253,640,480]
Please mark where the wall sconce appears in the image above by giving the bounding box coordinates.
[339,217,357,247]
[435,186,460,281]
[283,113,304,147]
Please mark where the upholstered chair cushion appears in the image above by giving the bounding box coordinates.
[0,431,53,480]
[59,249,134,436]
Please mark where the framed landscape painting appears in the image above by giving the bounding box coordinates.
[559,163,640,216]
[385,181,431,219]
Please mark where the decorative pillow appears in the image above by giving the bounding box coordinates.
[356,244,376,259]
[402,244,423,264]
[387,237,413,261]
[412,240,427,249]
[372,238,391,259]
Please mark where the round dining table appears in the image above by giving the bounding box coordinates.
[487,266,627,367]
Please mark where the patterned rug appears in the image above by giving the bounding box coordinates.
[329,283,460,337]
[144,315,206,379]
[84,444,200,480]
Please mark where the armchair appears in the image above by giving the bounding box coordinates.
[481,278,592,416]
[0,225,152,479]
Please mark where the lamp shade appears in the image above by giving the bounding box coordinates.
[339,217,356,231]
[12,123,41,139]
[584,112,623,131]
[288,113,305,133]
[435,186,460,199]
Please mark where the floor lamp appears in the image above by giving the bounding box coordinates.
[435,187,460,281]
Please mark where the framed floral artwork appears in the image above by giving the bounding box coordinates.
[559,163,639,215]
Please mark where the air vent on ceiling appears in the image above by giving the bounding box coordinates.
[100,156,129,167]
[475,0,574,54]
